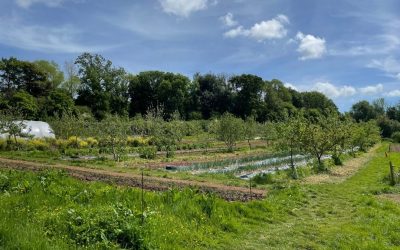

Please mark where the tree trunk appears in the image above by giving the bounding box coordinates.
[290,147,298,179]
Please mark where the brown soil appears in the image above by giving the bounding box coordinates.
[378,193,400,204]
[0,157,265,202]
[389,144,400,153]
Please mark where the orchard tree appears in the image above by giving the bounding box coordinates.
[243,116,259,150]
[276,115,307,179]
[215,113,244,152]
[263,122,278,146]
[299,115,339,171]
[0,111,31,149]
[99,115,130,161]
[349,121,380,154]
[330,117,353,165]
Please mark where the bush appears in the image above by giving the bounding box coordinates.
[0,139,6,150]
[45,205,146,249]
[127,136,148,147]
[138,146,157,159]
[85,137,99,148]
[252,173,274,184]
[28,139,50,151]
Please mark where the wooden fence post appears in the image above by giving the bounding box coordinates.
[390,161,396,186]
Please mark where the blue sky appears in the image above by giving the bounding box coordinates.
[1,0,400,111]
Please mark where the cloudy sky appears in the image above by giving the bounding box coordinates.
[0,0,400,111]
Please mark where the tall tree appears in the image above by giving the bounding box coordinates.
[61,60,81,98]
[230,74,265,119]
[33,60,64,89]
[0,57,49,97]
[350,100,377,122]
[75,53,129,119]
[192,73,234,119]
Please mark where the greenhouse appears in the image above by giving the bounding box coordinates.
[0,121,55,139]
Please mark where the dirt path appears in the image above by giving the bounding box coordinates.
[302,144,381,184]
[0,157,265,201]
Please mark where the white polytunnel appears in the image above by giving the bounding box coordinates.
[0,121,56,139]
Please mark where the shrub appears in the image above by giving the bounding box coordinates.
[0,139,6,150]
[252,173,274,185]
[55,139,69,151]
[85,137,99,148]
[28,139,50,151]
[78,140,88,148]
[127,136,148,147]
[138,146,157,159]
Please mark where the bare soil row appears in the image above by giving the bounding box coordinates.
[0,157,266,201]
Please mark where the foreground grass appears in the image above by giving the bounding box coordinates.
[1,143,400,249]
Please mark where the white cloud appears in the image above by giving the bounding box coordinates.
[159,0,209,17]
[312,82,356,98]
[367,57,400,80]
[0,17,111,53]
[359,84,384,95]
[284,82,298,91]
[295,32,326,60]
[386,90,400,97]
[15,0,64,8]
[224,15,289,41]
[220,13,238,27]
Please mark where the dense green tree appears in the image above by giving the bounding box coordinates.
[75,53,129,119]
[376,116,400,138]
[42,89,75,118]
[230,74,265,119]
[263,80,296,121]
[387,104,400,122]
[33,60,64,89]
[301,91,338,116]
[129,71,190,119]
[0,57,49,97]
[192,73,234,119]
[9,91,38,119]
[350,100,377,122]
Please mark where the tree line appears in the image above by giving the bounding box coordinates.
[350,98,400,140]
[0,53,338,122]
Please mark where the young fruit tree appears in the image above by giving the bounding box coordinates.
[215,113,244,152]
[99,115,130,161]
[243,116,259,150]
[299,115,340,172]
[0,111,31,149]
[275,116,306,179]
[330,117,353,165]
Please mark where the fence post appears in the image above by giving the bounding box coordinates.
[390,161,396,186]
[249,178,252,200]
[141,168,144,224]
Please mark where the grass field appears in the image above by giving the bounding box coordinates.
[1,143,400,249]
